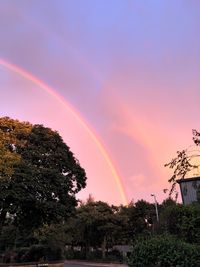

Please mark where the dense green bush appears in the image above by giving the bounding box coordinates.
[159,204,200,243]
[128,236,200,267]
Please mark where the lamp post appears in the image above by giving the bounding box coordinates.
[151,194,159,222]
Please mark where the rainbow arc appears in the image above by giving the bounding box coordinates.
[0,58,128,205]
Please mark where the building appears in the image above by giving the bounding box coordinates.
[177,176,200,204]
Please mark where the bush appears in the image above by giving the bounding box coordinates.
[15,245,63,262]
[106,249,123,262]
[128,236,200,267]
[159,204,200,243]
[64,248,123,262]
[64,249,75,260]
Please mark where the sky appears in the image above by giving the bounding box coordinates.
[0,0,200,205]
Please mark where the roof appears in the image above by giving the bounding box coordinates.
[177,176,200,184]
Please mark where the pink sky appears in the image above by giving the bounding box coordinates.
[1,1,200,204]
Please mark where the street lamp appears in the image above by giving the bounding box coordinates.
[151,194,159,222]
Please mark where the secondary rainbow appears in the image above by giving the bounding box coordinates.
[0,58,128,205]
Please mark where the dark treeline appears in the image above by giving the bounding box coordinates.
[1,117,200,266]
[2,195,200,264]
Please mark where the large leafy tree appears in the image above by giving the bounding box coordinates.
[0,117,87,235]
[117,200,155,244]
[66,201,118,259]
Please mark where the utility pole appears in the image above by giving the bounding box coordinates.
[151,194,159,222]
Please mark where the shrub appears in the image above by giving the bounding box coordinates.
[128,236,200,267]
[15,245,63,262]
[159,204,200,243]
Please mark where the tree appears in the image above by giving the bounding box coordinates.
[0,117,87,236]
[113,200,155,245]
[164,129,200,199]
[67,201,117,259]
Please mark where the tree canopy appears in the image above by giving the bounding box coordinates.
[0,117,87,234]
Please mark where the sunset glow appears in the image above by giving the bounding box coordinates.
[0,58,128,205]
[1,1,200,204]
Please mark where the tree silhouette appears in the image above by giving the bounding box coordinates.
[0,117,87,235]
[165,129,200,199]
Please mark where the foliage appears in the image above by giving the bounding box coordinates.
[0,117,86,243]
[161,197,176,209]
[15,244,63,262]
[117,200,155,243]
[68,201,118,259]
[164,129,200,199]
[62,199,156,261]
[164,150,192,199]
[2,195,200,263]
[34,223,67,252]
[1,120,200,265]
[159,203,200,243]
[128,235,200,267]
[64,248,123,262]
[0,225,17,251]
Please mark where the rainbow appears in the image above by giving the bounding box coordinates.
[0,58,128,205]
